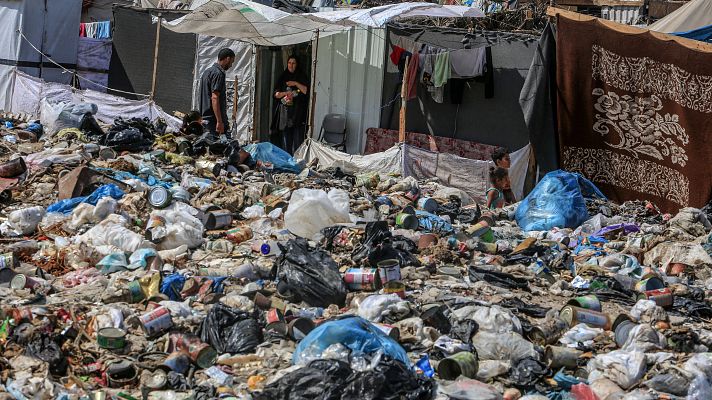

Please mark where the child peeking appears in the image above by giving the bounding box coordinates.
[486,166,512,210]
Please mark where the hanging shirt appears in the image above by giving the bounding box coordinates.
[433,51,451,88]
[390,45,405,66]
[450,47,486,78]
[406,48,420,101]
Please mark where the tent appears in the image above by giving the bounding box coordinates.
[648,0,712,33]
[0,0,82,110]
[162,0,483,45]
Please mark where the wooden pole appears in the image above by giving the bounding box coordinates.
[232,76,239,136]
[398,56,410,143]
[307,29,320,139]
[150,13,162,100]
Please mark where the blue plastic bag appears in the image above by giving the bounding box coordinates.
[293,316,410,367]
[160,273,186,301]
[416,210,454,234]
[243,142,302,173]
[47,184,124,214]
[515,170,605,232]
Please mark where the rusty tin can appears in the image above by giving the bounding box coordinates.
[638,287,673,309]
[377,259,401,284]
[544,346,582,369]
[10,274,39,291]
[344,268,382,291]
[559,305,611,330]
[567,295,602,312]
[528,318,569,346]
[139,306,174,337]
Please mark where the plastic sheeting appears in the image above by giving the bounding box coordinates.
[193,36,254,142]
[163,0,484,46]
[295,139,530,205]
[10,70,182,132]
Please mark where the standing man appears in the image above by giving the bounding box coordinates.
[199,48,235,137]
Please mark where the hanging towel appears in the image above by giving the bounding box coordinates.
[406,47,420,100]
[79,23,87,37]
[96,21,111,39]
[433,51,450,87]
[390,45,405,66]
[450,47,487,78]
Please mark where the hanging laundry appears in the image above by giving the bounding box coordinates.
[80,23,87,38]
[96,21,111,39]
[433,51,450,87]
[450,47,487,78]
[420,52,443,104]
[406,47,420,101]
[390,45,405,66]
[80,21,112,40]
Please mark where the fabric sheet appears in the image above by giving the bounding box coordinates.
[519,22,558,174]
[365,127,500,160]
[10,70,182,132]
[405,47,420,100]
[77,38,113,93]
[556,15,712,213]
[433,51,451,87]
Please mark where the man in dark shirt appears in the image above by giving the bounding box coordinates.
[199,48,235,136]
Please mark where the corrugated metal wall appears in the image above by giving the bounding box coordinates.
[312,27,385,154]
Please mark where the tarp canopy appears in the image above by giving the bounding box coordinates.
[648,0,712,33]
[672,24,712,42]
[163,0,484,46]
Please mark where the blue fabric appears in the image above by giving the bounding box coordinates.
[515,170,605,232]
[47,184,124,214]
[96,21,111,39]
[160,273,186,301]
[672,24,712,43]
[415,210,454,234]
[243,142,302,173]
[293,316,411,367]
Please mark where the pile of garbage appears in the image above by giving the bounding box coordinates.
[1,102,712,400]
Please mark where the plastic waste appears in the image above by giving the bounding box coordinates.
[0,206,45,236]
[416,210,454,234]
[438,378,503,400]
[47,184,124,214]
[510,357,550,388]
[472,331,537,362]
[476,360,510,380]
[560,323,604,348]
[684,353,712,400]
[630,299,667,323]
[284,188,350,240]
[274,238,347,308]
[571,383,599,400]
[243,142,302,173]
[200,303,262,354]
[587,350,647,389]
[620,324,666,353]
[357,294,407,323]
[515,170,605,232]
[293,316,410,367]
[149,202,204,250]
[76,214,150,255]
[257,358,434,400]
[644,371,690,396]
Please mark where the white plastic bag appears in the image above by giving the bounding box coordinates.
[587,350,647,389]
[76,214,150,255]
[284,188,350,240]
[39,99,64,137]
[473,331,537,362]
[0,206,45,236]
[438,378,503,400]
[150,202,204,250]
[357,294,407,323]
[560,323,604,348]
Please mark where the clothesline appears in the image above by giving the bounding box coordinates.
[80,21,112,39]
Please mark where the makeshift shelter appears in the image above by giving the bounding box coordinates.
[0,0,82,110]
[648,0,712,33]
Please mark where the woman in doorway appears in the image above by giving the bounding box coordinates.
[272,56,309,155]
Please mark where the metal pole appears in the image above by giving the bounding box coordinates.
[150,13,162,101]
[307,29,320,139]
[232,76,239,138]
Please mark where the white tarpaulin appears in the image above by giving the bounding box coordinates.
[10,70,182,132]
[295,138,402,175]
[163,0,483,45]
[295,139,529,204]
[648,0,712,33]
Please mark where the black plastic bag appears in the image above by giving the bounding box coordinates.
[449,320,479,344]
[469,266,529,291]
[509,357,549,388]
[200,303,262,354]
[320,226,346,251]
[26,334,67,375]
[273,238,347,308]
[254,358,435,400]
[499,298,551,318]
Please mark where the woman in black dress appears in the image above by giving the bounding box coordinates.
[272,56,309,155]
